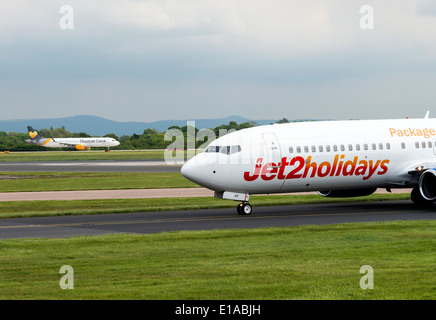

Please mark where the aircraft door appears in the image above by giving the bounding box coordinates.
[262,133,282,166]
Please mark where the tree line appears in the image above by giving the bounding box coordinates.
[0,120,277,151]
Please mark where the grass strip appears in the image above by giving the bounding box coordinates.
[0,220,434,299]
[0,172,197,192]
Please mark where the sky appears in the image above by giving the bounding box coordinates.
[1,0,436,123]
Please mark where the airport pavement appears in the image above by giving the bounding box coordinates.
[0,188,213,201]
[0,200,434,239]
[0,188,411,202]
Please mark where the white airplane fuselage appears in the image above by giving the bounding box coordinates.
[26,125,120,150]
[181,117,436,213]
[40,137,120,149]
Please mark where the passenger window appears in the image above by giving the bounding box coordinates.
[311,146,316,152]
[422,141,426,148]
[386,143,390,150]
[415,142,419,148]
[379,143,383,150]
[296,146,301,153]
[326,145,331,152]
[356,144,360,151]
[289,146,294,153]
[319,145,323,152]
[401,142,405,149]
[340,145,345,151]
[333,145,338,152]
[364,144,368,150]
[304,146,309,153]
[428,141,432,148]
[372,143,376,150]
[348,144,353,151]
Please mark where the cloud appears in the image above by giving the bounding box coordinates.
[2,1,436,51]
[416,0,436,16]
[1,0,436,122]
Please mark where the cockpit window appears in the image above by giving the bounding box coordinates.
[220,146,231,155]
[205,146,220,153]
[231,145,241,154]
[205,145,241,155]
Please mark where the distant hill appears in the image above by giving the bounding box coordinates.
[0,115,278,136]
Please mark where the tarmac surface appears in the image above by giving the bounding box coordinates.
[0,188,214,201]
[0,200,434,239]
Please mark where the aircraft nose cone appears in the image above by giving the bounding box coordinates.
[181,154,220,190]
[181,158,197,183]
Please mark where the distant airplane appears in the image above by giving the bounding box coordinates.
[182,112,436,215]
[25,126,120,150]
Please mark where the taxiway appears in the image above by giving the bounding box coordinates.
[0,200,434,239]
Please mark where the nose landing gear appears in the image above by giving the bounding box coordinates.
[214,191,252,215]
[237,202,252,215]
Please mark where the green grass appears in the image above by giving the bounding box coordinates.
[0,220,434,299]
[0,193,411,219]
[0,172,197,192]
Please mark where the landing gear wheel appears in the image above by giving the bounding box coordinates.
[237,203,252,215]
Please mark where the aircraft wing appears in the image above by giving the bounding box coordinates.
[57,142,78,147]
[53,138,92,150]
[49,138,78,148]
[384,161,436,188]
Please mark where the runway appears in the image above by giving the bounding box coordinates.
[0,160,182,172]
[0,200,434,239]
